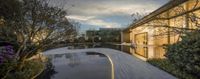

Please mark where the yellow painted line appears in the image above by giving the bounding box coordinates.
[106,55,115,79]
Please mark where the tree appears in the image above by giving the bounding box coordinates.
[165,30,200,77]
[131,12,147,23]
[0,0,79,67]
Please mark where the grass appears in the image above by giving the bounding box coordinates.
[147,59,198,79]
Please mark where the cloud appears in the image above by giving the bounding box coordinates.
[66,0,168,16]
[63,0,169,31]
[66,15,120,28]
[66,15,94,21]
[67,4,148,16]
[85,19,120,28]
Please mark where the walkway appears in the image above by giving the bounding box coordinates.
[44,47,177,79]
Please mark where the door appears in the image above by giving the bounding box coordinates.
[135,32,148,58]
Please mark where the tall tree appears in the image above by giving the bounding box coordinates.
[0,0,79,62]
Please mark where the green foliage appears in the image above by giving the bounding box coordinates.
[0,45,17,78]
[5,60,44,79]
[0,60,17,78]
[0,0,22,21]
[0,0,76,78]
[148,59,198,79]
[36,59,57,79]
[165,30,200,77]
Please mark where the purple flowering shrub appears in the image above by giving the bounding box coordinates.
[0,44,44,79]
[0,45,17,78]
[0,45,15,64]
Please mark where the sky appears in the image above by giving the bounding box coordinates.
[63,0,170,33]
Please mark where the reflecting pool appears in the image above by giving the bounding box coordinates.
[37,52,111,79]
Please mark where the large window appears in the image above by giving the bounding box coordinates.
[135,32,148,58]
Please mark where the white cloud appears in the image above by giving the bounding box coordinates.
[66,15,94,21]
[85,19,120,28]
[66,15,120,28]
[101,4,157,15]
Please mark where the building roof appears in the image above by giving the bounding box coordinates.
[123,0,188,32]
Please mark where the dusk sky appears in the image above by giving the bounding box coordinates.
[63,0,170,33]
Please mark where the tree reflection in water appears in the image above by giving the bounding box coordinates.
[36,59,57,79]
[66,53,80,68]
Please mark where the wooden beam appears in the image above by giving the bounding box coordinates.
[168,6,200,19]
[167,11,171,44]
[148,25,196,30]
[155,18,169,20]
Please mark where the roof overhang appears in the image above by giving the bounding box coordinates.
[122,0,188,32]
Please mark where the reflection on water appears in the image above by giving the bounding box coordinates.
[102,44,131,54]
[69,43,131,54]
[67,53,80,68]
[37,52,111,79]
[121,45,131,54]
[86,52,106,57]
[36,59,57,79]
[65,53,72,59]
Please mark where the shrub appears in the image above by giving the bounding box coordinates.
[148,59,198,79]
[36,59,57,79]
[0,44,44,79]
[165,30,200,77]
[5,60,44,79]
[0,45,17,78]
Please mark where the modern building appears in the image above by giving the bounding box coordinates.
[86,28,122,42]
[86,30,100,42]
[99,28,122,42]
[122,0,200,60]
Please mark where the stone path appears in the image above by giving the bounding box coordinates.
[44,47,177,79]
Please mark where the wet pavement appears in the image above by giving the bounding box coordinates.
[38,52,111,79]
